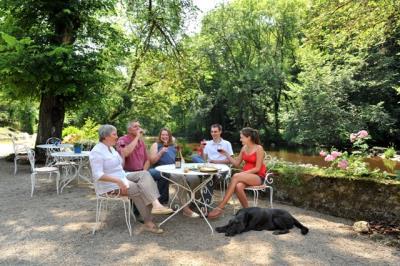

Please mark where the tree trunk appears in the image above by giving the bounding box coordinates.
[35,95,65,160]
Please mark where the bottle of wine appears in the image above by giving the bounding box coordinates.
[175,146,182,169]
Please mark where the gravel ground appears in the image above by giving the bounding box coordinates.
[0,158,399,266]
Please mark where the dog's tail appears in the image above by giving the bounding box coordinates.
[293,218,309,235]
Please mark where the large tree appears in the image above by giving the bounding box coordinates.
[285,0,400,146]
[0,0,124,149]
[185,0,305,142]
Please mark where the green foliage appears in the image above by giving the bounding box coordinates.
[81,118,100,141]
[286,0,400,147]
[0,0,400,152]
[320,131,371,177]
[62,126,81,138]
[384,147,396,159]
[62,118,100,142]
[175,138,192,159]
[275,161,305,186]
[183,0,306,141]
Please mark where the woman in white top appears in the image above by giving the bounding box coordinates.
[89,124,173,234]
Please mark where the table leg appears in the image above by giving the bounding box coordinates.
[157,172,215,234]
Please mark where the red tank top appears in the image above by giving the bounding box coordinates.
[242,151,267,178]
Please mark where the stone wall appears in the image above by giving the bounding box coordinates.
[272,175,400,223]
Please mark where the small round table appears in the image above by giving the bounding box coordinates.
[37,144,73,166]
[51,151,91,192]
[155,163,230,234]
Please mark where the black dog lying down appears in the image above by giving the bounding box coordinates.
[216,207,309,236]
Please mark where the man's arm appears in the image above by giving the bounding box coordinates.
[143,159,150,170]
[119,135,140,158]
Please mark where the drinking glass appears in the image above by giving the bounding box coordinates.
[217,144,223,153]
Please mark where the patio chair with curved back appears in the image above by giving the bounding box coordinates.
[45,137,62,166]
[229,153,277,213]
[243,154,276,208]
[27,149,60,197]
[92,181,136,236]
[9,134,30,175]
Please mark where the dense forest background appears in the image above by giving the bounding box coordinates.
[0,0,399,149]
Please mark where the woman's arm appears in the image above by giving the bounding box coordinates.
[242,145,265,174]
[149,142,168,165]
[89,151,128,194]
[226,148,243,168]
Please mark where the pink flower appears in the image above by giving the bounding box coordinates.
[357,130,368,139]
[324,155,335,162]
[338,159,348,169]
[331,151,342,158]
[319,150,327,157]
[350,133,357,142]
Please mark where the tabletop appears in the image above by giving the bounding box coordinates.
[155,163,230,176]
[37,144,73,149]
[51,151,90,158]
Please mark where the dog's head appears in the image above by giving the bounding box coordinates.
[224,216,246,236]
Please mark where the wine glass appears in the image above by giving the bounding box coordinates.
[204,153,210,166]
[217,144,223,153]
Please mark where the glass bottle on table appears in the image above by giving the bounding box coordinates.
[175,146,182,169]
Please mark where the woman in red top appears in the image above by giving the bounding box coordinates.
[208,127,266,219]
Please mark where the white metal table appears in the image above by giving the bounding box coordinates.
[37,144,73,166]
[37,144,73,149]
[155,163,230,233]
[51,151,92,192]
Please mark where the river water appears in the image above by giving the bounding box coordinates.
[183,141,400,173]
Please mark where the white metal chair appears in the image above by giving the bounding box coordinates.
[244,155,276,208]
[45,137,61,166]
[228,154,276,213]
[92,181,135,236]
[10,134,30,175]
[27,149,60,197]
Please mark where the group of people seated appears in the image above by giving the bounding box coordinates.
[89,120,267,234]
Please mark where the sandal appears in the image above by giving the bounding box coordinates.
[143,224,164,234]
[207,207,224,219]
[183,210,200,218]
[151,207,174,215]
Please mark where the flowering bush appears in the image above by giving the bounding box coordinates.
[63,133,82,147]
[320,130,371,176]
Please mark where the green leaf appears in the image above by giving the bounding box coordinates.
[1,32,17,47]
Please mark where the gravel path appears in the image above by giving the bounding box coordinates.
[0,159,399,265]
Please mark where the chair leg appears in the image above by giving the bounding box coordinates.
[14,157,18,176]
[93,198,102,235]
[268,187,273,208]
[56,172,60,195]
[253,190,259,207]
[30,173,36,197]
[123,201,132,236]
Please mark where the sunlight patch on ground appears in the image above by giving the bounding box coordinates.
[50,209,91,218]
[32,225,58,232]
[329,237,396,263]
[62,222,93,232]
[111,243,137,255]
[0,241,57,260]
